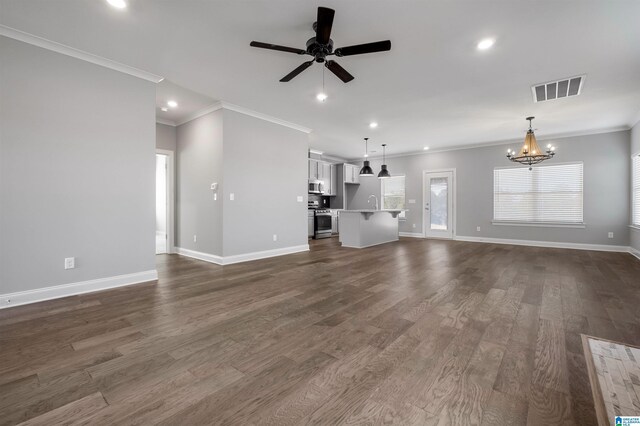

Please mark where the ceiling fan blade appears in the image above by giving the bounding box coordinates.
[250,41,307,55]
[315,7,335,45]
[325,60,354,83]
[280,60,314,82]
[334,40,391,57]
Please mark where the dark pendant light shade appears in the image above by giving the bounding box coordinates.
[360,161,374,176]
[378,143,391,179]
[359,137,374,176]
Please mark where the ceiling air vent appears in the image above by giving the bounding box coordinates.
[532,75,585,103]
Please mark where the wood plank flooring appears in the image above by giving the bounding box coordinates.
[1,237,639,425]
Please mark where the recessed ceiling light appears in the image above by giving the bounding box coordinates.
[316,93,328,102]
[167,100,178,108]
[369,122,378,129]
[106,0,127,9]
[423,146,430,150]
[161,107,168,112]
[477,38,495,50]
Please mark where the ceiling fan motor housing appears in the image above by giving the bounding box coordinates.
[306,36,333,62]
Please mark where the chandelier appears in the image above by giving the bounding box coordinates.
[507,117,555,169]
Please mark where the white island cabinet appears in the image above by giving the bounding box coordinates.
[338,210,405,248]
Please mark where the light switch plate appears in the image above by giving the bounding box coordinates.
[297,196,303,202]
[408,199,416,204]
[64,257,75,270]
[230,193,235,201]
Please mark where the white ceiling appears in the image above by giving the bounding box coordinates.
[156,80,215,125]
[2,0,640,158]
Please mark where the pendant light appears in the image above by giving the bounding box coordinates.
[378,144,391,179]
[359,138,374,176]
[506,117,555,170]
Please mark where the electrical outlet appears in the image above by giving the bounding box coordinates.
[64,257,75,270]
[412,223,416,229]
[608,232,614,239]
[273,234,278,241]
[477,226,481,232]
[297,196,303,202]
[408,199,416,204]
[230,193,235,201]
[193,235,197,243]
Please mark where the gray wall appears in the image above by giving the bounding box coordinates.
[222,109,308,256]
[349,130,630,246]
[176,110,224,256]
[156,123,176,151]
[0,36,156,294]
[631,121,640,252]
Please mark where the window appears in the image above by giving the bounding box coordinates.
[494,162,583,224]
[633,154,640,227]
[382,175,406,219]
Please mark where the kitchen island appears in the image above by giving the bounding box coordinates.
[338,210,405,248]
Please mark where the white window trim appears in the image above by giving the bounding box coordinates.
[493,161,584,225]
[381,174,407,220]
[492,221,586,229]
[632,151,640,227]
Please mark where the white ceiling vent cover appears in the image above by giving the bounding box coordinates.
[532,75,585,103]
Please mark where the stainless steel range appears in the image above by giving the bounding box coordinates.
[313,209,332,239]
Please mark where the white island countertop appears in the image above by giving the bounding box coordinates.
[338,210,406,248]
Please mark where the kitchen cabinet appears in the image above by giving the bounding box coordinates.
[331,210,339,234]
[320,162,331,182]
[330,164,337,196]
[308,159,319,180]
[308,211,315,237]
[344,164,360,184]
[309,159,338,196]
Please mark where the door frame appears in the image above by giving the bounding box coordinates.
[156,149,175,254]
[422,168,456,239]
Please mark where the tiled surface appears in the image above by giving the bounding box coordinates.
[588,337,640,423]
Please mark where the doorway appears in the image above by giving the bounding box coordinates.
[156,149,174,254]
[423,169,455,239]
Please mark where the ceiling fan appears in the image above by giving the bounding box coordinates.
[250,6,391,83]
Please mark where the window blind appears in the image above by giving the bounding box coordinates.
[494,163,583,223]
[633,154,640,226]
[382,175,406,219]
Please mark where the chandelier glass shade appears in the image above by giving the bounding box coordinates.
[507,117,555,169]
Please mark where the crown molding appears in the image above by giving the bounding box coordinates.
[175,102,224,126]
[174,101,312,134]
[350,125,631,162]
[156,118,176,127]
[0,25,164,83]
[221,102,312,134]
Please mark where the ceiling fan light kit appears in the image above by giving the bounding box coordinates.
[250,6,391,83]
[506,117,555,170]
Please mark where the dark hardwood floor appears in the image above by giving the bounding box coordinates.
[1,237,639,425]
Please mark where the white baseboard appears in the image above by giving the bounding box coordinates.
[630,246,640,261]
[454,235,630,253]
[399,232,425,238]
[175,245,309,266]
[0,270,158,310]
[175,247,224,265]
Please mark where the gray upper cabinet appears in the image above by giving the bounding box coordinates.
[320,162,331,183]
[344,164,360,184]
[308,159,319,180]
[309,159,338,195]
